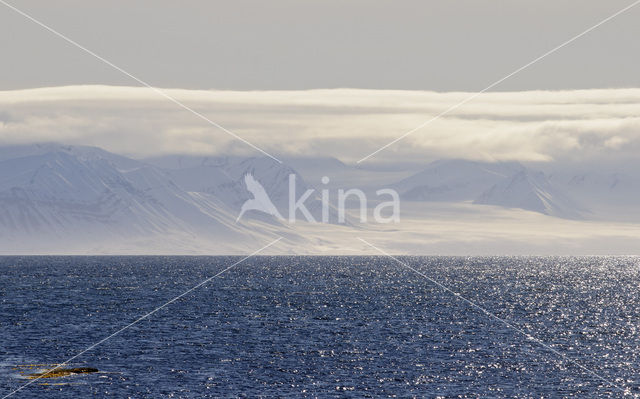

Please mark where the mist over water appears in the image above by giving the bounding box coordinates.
[2,256,639,397]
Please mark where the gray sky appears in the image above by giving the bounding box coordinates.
[1,0,639,91]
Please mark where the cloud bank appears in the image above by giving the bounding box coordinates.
[1,85,639,165]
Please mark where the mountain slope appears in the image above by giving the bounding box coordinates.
[0,144,282,253]
[393,159,524,202]
[473,170,584,219]
[147,154,338,223]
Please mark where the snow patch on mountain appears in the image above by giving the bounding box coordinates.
[474,169,584,219]
[394,159,525,202]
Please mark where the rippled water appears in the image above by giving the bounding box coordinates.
[1,256,640,398]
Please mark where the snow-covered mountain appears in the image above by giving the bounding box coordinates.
[545,170,640,221]
[147,155,292,214]
[1,144,638,254]
[146,154,344,224]
[392,159,588,219]
[282,156,413,191]
[474,169,584,219]
[553,171,639,206]
[393,159,524,202]
[0,144,291,253]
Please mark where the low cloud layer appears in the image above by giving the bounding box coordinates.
[1,85,639,165]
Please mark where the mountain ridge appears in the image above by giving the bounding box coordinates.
[1,143,637,253]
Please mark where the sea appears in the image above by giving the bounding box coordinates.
[1,256,639,398]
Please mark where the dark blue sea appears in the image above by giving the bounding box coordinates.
[1,256,640,398]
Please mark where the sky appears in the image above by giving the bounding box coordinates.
[1,0,640,166]
[1,0,639,91]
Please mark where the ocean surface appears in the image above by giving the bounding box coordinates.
[1,256,640,398]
